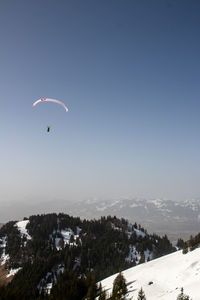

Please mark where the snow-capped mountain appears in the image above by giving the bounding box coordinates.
[66,198,200,242]
[100,247,200,300]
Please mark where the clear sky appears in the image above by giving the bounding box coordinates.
[1,0,200,220]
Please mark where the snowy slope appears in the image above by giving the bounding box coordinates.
[100,248,200,300]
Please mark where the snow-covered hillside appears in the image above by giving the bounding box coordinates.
[100,248,200,300]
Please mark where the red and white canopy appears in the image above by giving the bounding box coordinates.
[33,98,68,112]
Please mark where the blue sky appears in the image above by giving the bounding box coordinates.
[1,0,200,219]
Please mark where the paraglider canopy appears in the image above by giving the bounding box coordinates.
[33,98,68,112]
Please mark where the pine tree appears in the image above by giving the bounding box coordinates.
[176,287,190,300]
[176,238,184,249]
[111,272,127,300]
[189,235,195,251]
[99,290,107,300]
[98,283,107,300]
[182,243,188,254]
[85,273,98,300]
[137,287,146,300]
[138,252,145,264]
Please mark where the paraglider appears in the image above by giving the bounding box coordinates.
[33,98,68,132]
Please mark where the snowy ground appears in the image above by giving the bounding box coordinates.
[6,267,22,278]
[0,236,9,265]
[0,236,21,278]
[54,227,81,250]
[0,220,31,277]
[15,220,32,242]
[100,248,200,300]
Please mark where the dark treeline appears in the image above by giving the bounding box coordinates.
[180,232,200,254]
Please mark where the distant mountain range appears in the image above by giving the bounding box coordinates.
[0,198,199,243]
[65,198,200,242]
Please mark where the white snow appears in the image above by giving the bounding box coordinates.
[0,236,6,249]
[182,199,199,211]
[55,237,61,249]
[53,226,81,250]
[38,271,55,295]
[130,203,140,208]
[125,246,152,264]
[144,249,153,261]
[111,223,146,240]
[38,265,65,295]
[96,206,107,212]
[0,236,9,265]
[15,220,32,241]
[100,248,200,300]
[134,228,146,238]
[61,228,73,244]
[60,227,81,246]
[57,265,65,274]
[125,245,140,263]
[150,198,165,209]
[76,226,82,235]
[0,252,9,266]
[46,283,53,294]
[6,267,22,278]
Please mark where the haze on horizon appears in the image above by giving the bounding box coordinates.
[1,0,200,222]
